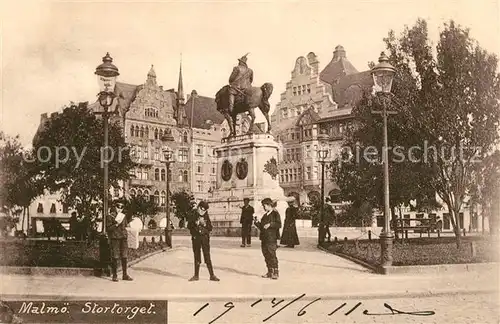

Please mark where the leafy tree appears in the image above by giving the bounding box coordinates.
[171,190,195,226]
[120,195,159,229]
[0,132,42,233]
[334,19,500,246]
[31,102,136,226]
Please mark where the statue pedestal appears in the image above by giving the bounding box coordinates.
[207,133,288,227]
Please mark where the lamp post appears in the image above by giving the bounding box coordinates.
[317,129,330,245]
[162,132,175,248]
[94,53,119,275]
[371,52,397,267]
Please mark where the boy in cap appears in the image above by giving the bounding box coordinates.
[187,201,220,281]
[254,198,282,280]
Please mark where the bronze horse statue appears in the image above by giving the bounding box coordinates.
[215,83,273,137]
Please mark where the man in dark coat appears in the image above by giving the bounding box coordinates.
[280,196,300,248]
[228,53,253,112]
[254,198,281,280]
[240,198,254,247]
[106,204,133,282]
[187,201,220,282]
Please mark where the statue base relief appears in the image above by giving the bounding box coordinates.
[206,133,288,227]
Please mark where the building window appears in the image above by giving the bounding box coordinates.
[197,181,203,192]
[130,125,134,137]
[178,149,189,162]
[143,146,148,159]
[140,127,145,138]
[183,132,189,143]
[183,170,189,183]
[196,145,203,155]
[306,167,312,180]
[154,168,159,181]
[443,213,450,230]
[178,171,183,182]
[143,169,149,180]
[307,84,311,93]
[130,189,136,197]
[135,126,140,137]
[197,165,202,173]
[160,191,166,206]
[154,128,159,140]
[161,169,166,181]
[137,189,143,196]
[50,203,56,214]
[211,165,216,174]
[37,203,44,214]
[143,189,150,198]
[313,166,318,180]
[154,148,160,161]
[154,191,160,204]
[305,145,311,158]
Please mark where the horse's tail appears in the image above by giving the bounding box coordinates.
[260,83,273,114]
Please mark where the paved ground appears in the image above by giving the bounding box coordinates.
[1,237,498,323]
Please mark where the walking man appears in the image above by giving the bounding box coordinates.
[240,198,254,247]
[187,201,220,282]
[106,204,133,282]
[254,198,282,280]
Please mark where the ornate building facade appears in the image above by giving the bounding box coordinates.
[270,46,371,206]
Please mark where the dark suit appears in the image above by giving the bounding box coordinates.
[187,210,214,266]
[240,205,254,245]
[106,212,129,259]
[255,210,281,270]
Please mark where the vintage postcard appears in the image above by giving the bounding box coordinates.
[1,0,499,323]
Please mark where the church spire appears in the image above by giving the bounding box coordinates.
[177,54,185,105]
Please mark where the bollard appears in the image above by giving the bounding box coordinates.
[142,237,147,247]
[463,228,466,237]
[368,230,372,241]
[343,237,348,251]
[367,244,374,259]
[354,240,360,255]
[159,234,163,242]
[405,230,408,239]
[470,241,476,257]
[334,236,338,244]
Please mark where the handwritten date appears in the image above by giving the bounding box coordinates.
[193,294,435,323]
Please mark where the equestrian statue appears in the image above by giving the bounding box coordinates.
[215,53,273,137]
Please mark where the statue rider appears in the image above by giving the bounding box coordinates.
[228,53,254,112]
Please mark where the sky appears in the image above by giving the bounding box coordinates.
[1,0,499,146]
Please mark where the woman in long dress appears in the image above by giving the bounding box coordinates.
[280,197,300,248]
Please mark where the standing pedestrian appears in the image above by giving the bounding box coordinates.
[240,198,254,247]
[324,198,334,242]
[106,203,133,282]
[187,201,220,282]
[280,197,300,248]
[254,198,281,280]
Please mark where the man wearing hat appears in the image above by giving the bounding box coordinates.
[106,203,133,282]
[240,198,254,247]
[187,201,220,281]
[228,53,254,113]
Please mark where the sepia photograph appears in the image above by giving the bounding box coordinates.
[0,0,499,323]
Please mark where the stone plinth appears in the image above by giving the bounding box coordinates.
[207,133,288,227]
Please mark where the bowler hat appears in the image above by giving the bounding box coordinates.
[261,198,273,206]
[198,201,209,210]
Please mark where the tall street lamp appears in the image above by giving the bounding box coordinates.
[317,129,330,245]
[371,52,397,267]
[162,131,175,248]
[94,53,119,274]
